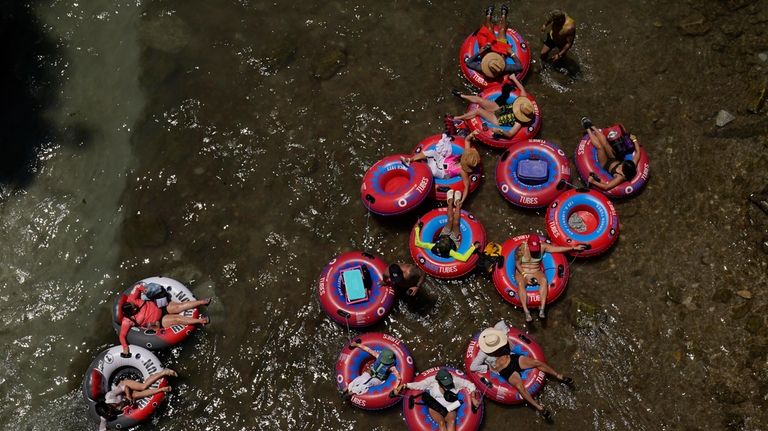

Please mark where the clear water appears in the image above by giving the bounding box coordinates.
[1,0,767,430]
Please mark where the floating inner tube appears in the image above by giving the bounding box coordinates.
[464,327,547,405]
[402,366,484,431]
[574,127,650,199]
[82,345,168,430]
[496,139,571,208]
[409,208,486,279]
[458,26,531,89]
[335,332,415,410]
[545,189,619,257]
[463,84,541,149]
[361,154,433,216]
[412,134,483,202]
[491,234,570,308]
[317,251,395,328]
[111,277,200,351]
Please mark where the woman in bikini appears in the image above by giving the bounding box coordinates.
[515,235,585,322]
[94,368,177,431]
[581,117,642,192]
[470,320,573,422]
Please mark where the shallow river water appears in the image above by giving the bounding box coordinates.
[1,0,767,430]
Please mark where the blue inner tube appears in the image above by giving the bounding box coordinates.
[556,193,610,243]
[420,214,475,263]
[502,247,558,292]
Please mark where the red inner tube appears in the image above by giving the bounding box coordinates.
[317,251,395,328]
[458,26,531,89]
[545,189,620,257]
[495,139,571,208]
[491,234,570,308]
[335,332,415,410]
[574,128,650,199]
[402,366,484,431]
[409,208,486,279]
[361,154,433,216]
[463,326,547,405]
[411,134,483,201]
[462,85,542,149]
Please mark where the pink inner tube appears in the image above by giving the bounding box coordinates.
[545,189,620,257]
[402,367,484,431]
[317,251,395,328]
[411,134,483,201]
[491,234,570,308]
[462,84,542,149]
[361,154,433,216]
[495,139,571,208]
[458,26,531,89]
[574,130,650,199]
[335,332,415,410]
[463,326,546,405]
[409,208,486,279]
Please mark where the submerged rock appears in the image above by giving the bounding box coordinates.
[716,110,735,127]
[312,47,347,81]
[745,314,765,335]
[736,290,752,299]
[139,15,191,53]
[712,288,732,303]
[568,297,605,329]
[678,14,711,36]
[124,213,169,248]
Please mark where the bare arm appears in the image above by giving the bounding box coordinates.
[542,243,586,253]
[350,341,378,358]
[632,139,642,165]
[460,170,470,201]
[589,174,624,191]
[491,122,522,138]
[509,74,526,97]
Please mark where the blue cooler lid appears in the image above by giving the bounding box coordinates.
[342,268,368,304]
[517,159,548,185]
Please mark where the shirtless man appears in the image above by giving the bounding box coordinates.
[515,235,585,322]
[539,10,576,63]
[385,263,426,297]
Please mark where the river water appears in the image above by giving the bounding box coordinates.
[1,0,767,430]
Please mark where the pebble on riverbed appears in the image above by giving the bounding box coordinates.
[715,110,736,127]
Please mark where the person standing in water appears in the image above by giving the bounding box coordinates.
[539,9,576,63]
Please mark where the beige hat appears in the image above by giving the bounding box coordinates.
[512,97,534,123]
[478,327,509,354]
[480,52,505,78]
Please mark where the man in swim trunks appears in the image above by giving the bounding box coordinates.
[395,368,480,430]
[469,320,574,422]
[464,5,524,81]
[540,9,576,63]
[384,263,425,297]
[516,235,586,322]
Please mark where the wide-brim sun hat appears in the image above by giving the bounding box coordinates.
[478,327,509,353]
[480,52,505,77]
[512,97,534,123]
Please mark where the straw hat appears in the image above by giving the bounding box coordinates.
[460,148,480,173]
[512,97,534,123]
[478,327,509,353]
[480,52,505,77]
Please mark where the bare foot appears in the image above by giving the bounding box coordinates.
[160,386,172,393]
[163,369,178,377]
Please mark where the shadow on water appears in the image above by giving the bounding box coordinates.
[0,1,60,187]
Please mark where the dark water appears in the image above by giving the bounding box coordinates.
[1,0,767,430]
